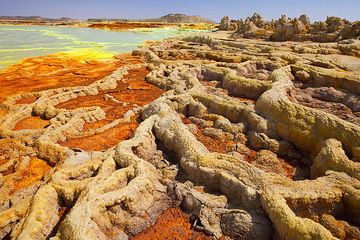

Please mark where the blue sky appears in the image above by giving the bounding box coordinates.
[0,0,359,22]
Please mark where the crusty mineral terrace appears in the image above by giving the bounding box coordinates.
[1,33,360,240]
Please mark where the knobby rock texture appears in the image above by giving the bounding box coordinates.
[0,32,360,240]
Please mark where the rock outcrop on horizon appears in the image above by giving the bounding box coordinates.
[219,16,238,31]
[147,13,215,24]
[221,13,360,42]
[1,19,360,239]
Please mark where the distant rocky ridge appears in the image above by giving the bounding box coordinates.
[144,13,215,24]
[88,13,215,24]
[0,16,73,21]
[219,13,360,42]
[0,16,80,26]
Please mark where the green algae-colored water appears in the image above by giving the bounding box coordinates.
[0,25,202,69]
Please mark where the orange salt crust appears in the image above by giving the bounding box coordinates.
[131,208,211,240]
[58,67,165,151]
[114,53,143,65]
[181,117,234,154]
[11,157,52,194]
[15,96,37,104]
[0,158,7,166]
[0,53,142,103]
[13,116,50,130]
[278,157,299,178]
[244,150,297,178]
[89,22,174,31]
[244,150,258,162]
[59,116,139,151]
[194,128,235,154]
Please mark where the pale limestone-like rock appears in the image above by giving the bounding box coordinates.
[295,70,311,82]
[219,16,237,31]
[1,29,360,240]
[311,139,360,180]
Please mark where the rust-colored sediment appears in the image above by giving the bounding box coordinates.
[245,152,298,179]
[114,53,143,65]
[60,116,139,151]
[15,96,37,104]
[0,54,127,103]
[0,158,7,166]
[131,208,211,240]
[181,117,234,154]
[278,157,300,178]
[58,67,165,151]
[244,150,257,162]
[11,157,52,194]
[194,128,235,154]
[111,67,165,105]
[89,22,173,31]
[13,116,50,130]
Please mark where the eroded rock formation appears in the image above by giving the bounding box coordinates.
[219,16,237,31]
[1,30,360,240]
[224,13,360,43]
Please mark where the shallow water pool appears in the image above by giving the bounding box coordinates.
[0,25,202,69]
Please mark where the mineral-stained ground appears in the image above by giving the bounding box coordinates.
[1,16,360,240]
